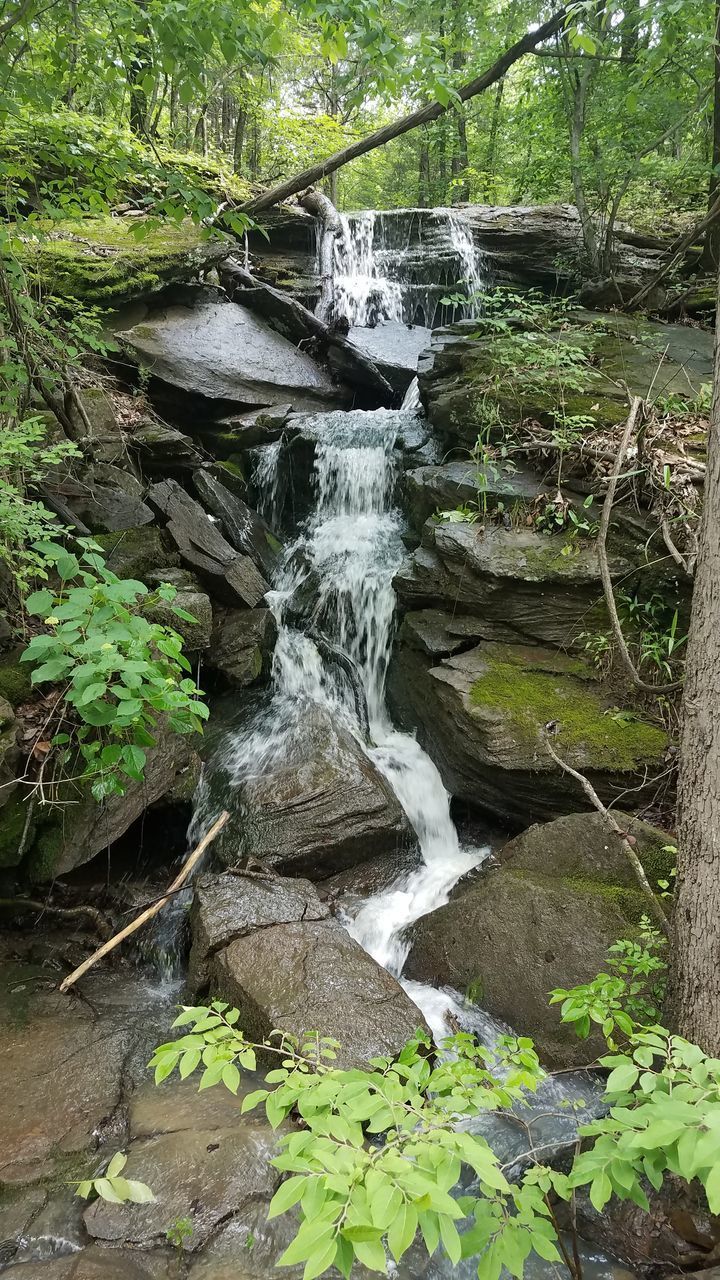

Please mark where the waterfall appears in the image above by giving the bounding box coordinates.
[328,207,486,330]
[212,407,487,1042]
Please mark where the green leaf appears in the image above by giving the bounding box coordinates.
[387,1202,418,1261]
[268,1175,308,1219]
[352,1237,387,1272]
[25,588,54,615]
[606,1063,639,1093]
[222,1062,240,1094]
[106,1152,127,1178]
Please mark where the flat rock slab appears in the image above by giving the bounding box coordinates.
[345,323,432,394]
[119,302,342,411]
[85,1126,279,1252]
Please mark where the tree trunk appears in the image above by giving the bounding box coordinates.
[567,61,600,275]
[127,0,151,135]
[241,5,570,214]
[418,132,431,206]
[702,0,720,271]
[671,259,720,1053]
[299,188,342,323]
[483,79,505,199]
[233,102,246,172]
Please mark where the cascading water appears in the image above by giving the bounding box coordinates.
[330,206,486,329]
[198,407,488,1041]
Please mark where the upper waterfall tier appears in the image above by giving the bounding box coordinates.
[331,207,486,330]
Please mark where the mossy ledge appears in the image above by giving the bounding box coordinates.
[19,216,228,305]
[469,647,667,772]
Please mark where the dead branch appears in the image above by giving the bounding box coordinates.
[0,898,112,938]
[543,731,670,937]
[627,192,720,311]
[597,396,683,694]
[58,810,229,993]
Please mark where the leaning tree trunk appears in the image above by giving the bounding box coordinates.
[670,255,720,1053]
[240,5,570,214]
[299,188,343,323]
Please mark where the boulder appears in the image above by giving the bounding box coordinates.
[419,312,714,451]
[212,916,427,1068]
[387,639,668,827]
[213,405,293,449]
[131,419,207,474]
[192,470,281,578]
[188,870,329,991]
[119,301,343,412]
[148,586,213,651]
[405,810,672,1067]
[394,521,628,649]
[21,726,199,880]
[207,608,276,687]
[93,526,179,583]
[147,479,268,608]
[216,706,410,877]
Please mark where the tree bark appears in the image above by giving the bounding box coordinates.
[299,188,342,323]
[240,5,570,214]
[701,0,720,271]
[670,255,720,1053]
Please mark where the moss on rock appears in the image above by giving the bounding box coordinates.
[94,526,179,584]
[0,651,33,709]
[0,794,34,870]
[19,216,227,306]
[469,644,667,772]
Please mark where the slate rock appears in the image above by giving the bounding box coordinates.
[207,608,276,687]
[119,302,343,411]
[193,470,281,578]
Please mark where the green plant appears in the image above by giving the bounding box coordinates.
[618,590,688,680]
[657,844,678,898]
[149,981,720,1280]
[0,417,80,596]
[74,1151,154,1205]
[436,503,479,524]
[21,540,208,801]
[166,1215,194,1249]
[550,918,667,1046]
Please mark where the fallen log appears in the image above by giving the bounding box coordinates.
[241,6,570,214]
[59,811,229,993]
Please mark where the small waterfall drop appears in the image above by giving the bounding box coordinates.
[329,207,486,329]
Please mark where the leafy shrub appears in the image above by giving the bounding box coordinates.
[148,961,720,1280]
[21,540,207,801]
[0,417,79,596]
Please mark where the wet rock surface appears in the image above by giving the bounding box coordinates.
[388,639,667,826]
[212,916,428,1068]
[206,608,277,688]
[216,706,411,877]
[405,811,672,1066]
[119,301,343,412]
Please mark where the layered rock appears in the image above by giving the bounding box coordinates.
[419,312,714,451]
[119,300,343,413]
[394,520,624,649]
[405,811,672,1067]
[388,638,668,827]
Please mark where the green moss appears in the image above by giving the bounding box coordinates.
[508,868,651,927]
[94,526,178,583]
[0,794,34,869]
[264,530,282,554]
[19,216,226,305]
[0,651,33,709]
[469,650,667,771]
[24,818,63,884]
[465,978,485,1005]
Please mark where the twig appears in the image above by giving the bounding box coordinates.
[58,811,229,993]
[542,732,669,937]
[596,396,683,694]
[0,897,111,938]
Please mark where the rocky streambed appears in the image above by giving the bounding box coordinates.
[0,204,714,1276]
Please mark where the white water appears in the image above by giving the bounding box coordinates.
[331,207,486,329]
[214,406,487,1039]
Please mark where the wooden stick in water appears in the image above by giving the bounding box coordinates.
[58,810,229,994]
